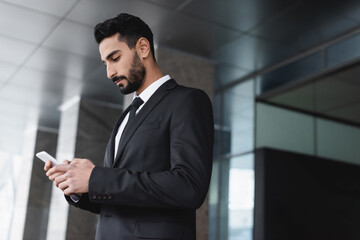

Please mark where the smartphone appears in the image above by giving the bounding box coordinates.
[36,151,60,166]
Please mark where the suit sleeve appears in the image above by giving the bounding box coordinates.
[65,193,101,214]
[88,89,214,209]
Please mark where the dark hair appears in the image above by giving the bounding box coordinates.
[94,13,155,60]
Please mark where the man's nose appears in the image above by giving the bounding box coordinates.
[107,65,116,79]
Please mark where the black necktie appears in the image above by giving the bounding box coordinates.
[127,97,144,122]
[120,97,144,142]
[115,97,144,158]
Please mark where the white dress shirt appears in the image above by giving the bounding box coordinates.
[114,75,171,158]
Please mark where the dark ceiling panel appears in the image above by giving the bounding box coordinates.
[181,0,295,32]
[214,63,251,88]
[312,0,360,23]
[156,12,242,57]
[138,0,186,10]
[250,1,359,52]
[67,0,173,29]
[213,34,297,71]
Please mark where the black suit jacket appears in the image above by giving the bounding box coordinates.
[67,79,214,240]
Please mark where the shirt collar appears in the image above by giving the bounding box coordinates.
[133,75,171,104]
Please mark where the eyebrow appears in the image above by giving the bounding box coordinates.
[103,50,121,62]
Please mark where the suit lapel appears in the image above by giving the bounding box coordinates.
[113,79,178,167]
[105,105,131,167]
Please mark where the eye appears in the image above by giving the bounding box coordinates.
[113,56,120,62]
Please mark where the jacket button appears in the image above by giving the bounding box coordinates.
[108,195,112,200]
[92,194,97,199]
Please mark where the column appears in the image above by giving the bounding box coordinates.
[157,47,214,240]
[66,99,121,239]
[23,128,58,240]
[46,97,122,240]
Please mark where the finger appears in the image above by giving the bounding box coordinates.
[63,187,74,196]
[62,160,71,164]
[58,180,69,192]
[46,164,70,176]
[44,161,52,171]
[54,174,67,187]
[48,171,64,181]
[71,158,81,164]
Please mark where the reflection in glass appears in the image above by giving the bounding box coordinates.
[228,154,254,240]
[0,151,29,240]
[222,80,254,155]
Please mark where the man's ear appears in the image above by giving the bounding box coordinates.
[136,37,151,59]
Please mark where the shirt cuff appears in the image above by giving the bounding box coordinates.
[70,193,82,202]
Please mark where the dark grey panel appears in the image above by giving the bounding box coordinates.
[327,103,360,124]
[214,34,297,71]
[314,77,360,113]
[333,63,360,86]
[327,33,360,68]
[181,0,295,32]
[264,62,360,126]
[215,63,251,88]
[258,52,323,94]
[138,0,186,10]
[157,12,242,57]
[270,83,315,112]
[322,0,360,23]
[67,0,173,29]
[250,1,359,51]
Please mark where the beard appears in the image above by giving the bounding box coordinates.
[112,52,146,95]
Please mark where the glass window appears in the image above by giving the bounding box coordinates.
[228,153,254,240]
[0,151,15,240]
[257,52,323,95]
[256,103,315,155]
[317,118,360,165]
[327,33,360,67]
[215,63,250,88]
[222,80,255,155]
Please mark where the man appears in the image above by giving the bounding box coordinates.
[45,13,214,240]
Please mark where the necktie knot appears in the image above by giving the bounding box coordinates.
[131,97,144,109]
[128,97,144,121]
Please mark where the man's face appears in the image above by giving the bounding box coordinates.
[99,33,146,94]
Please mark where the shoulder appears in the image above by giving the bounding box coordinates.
[160,79,212,111]
[166,84,213,117]
[171,83,211,103]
